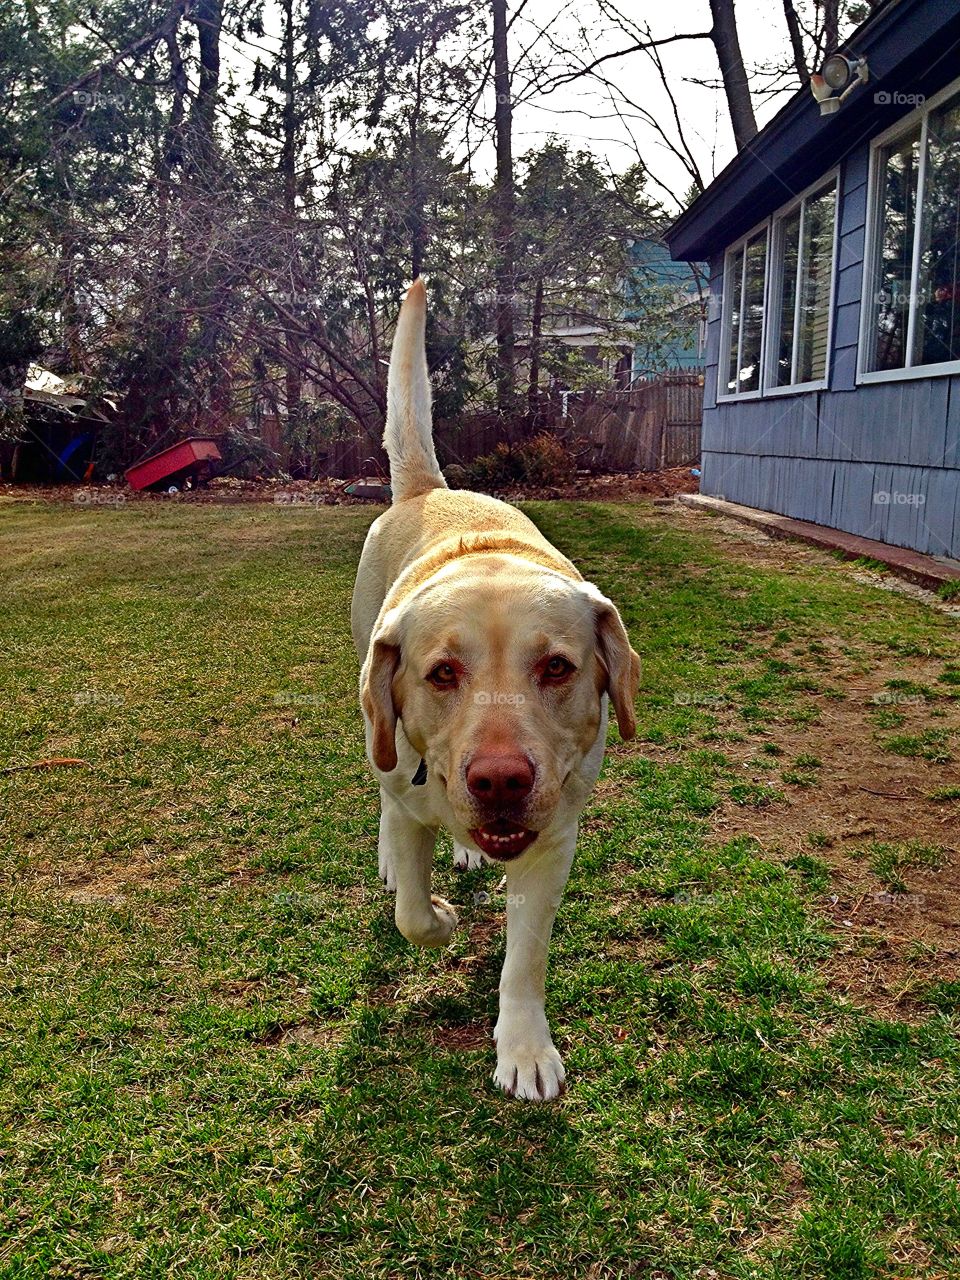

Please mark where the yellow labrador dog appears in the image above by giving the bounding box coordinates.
[352,280,639,1100]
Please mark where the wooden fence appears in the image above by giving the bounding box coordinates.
[316,371,703,478]
[311,415,518,480]
[564,374,704,472]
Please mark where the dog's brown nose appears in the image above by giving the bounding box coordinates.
[466,753,535,806]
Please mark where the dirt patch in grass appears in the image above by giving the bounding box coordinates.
[25,838,271,907]
[698,645,960,1016]
[427,1022,491,1050]
[465,915,505,951]
[37,850,176,903]
[607,502,960,1012]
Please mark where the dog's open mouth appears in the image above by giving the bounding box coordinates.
[470,820,538,860]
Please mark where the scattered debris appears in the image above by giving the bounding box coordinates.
[0,757,89,775]
[0,466,700,507]
[343,458,393,501]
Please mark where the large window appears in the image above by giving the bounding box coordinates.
[721,229,767,396]
[768,179,837,389]
[863,83,960,378]
[719,177,837,399]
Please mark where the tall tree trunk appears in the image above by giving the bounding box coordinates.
[157,23,186,426]
[280,0,302,455]
[709,0,758,150]
[280,0,296,218]
[491,0,516,417]
[191,0,221,145]
[526,275,544,431]
[126,18,187,447]
[58,213,83,374]
[823,0,839,60]
[158,24,187,279]
[408,42,427,280]
[187,0,224,434]
[781,0,809,85]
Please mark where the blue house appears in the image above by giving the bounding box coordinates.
[626,238,706,380]
[665,0,960,561]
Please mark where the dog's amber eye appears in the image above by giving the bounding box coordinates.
[427,662,459,688]
[542,656,575,681]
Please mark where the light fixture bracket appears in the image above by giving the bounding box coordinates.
[811,52,869,116]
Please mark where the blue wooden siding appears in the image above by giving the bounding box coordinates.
[699,145,960,561]
[832,146,868,393]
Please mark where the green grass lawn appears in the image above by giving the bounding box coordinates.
[1,499,958,1279]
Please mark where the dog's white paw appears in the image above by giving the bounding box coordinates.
[396,895,458,948]
[428,895,459,945]
[453,841,484,871]
[378,846,397,892]
[493,1008,565,1100]
[493,1040,566,1101]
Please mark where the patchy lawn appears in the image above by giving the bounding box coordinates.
[1,497,958,1280]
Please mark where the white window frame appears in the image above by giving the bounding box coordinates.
[717,218,770,403]
[763,171,840,398]
[717,173,839,402]
[858,72,960,385]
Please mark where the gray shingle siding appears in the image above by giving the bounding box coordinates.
[699,148,960,560]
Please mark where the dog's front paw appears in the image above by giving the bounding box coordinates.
[453,841,484,871]
[427,894,459,945]
[493,1008,565,1100]
[396,895,459,947]
[493,1040,566,1101]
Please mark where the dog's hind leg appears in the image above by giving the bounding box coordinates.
[379,790,458,947]
[377,798,399,891]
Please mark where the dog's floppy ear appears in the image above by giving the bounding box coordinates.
[591,591,641,740]
[360,617,402,772]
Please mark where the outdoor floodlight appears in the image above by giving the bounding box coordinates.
[822,53,862,90]
[811,52,869,115]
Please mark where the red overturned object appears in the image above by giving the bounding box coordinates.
[125,437,222,492]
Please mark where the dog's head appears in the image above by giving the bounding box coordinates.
[360,555,639,859]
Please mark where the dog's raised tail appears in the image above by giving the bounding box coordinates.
[383,279,446,503]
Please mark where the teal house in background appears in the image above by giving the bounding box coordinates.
[626,238,707,381]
